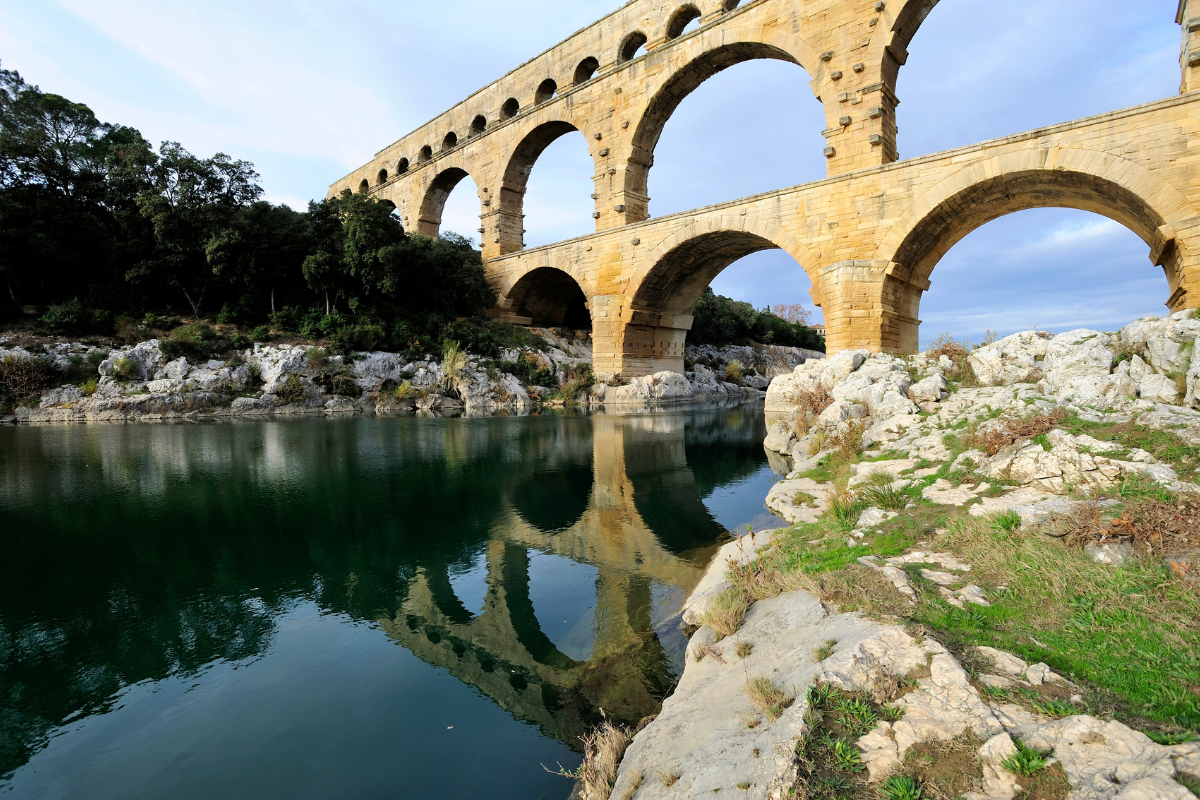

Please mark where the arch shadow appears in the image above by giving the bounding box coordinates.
[502,266,593,329]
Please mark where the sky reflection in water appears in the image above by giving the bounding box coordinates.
[0,406,783,799]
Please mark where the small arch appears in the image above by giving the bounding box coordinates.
[470,115,487,136]
[535,78,558,104]
[357,179,369,194]
[573,57,600,85]
[619,32,649,64]
[501,98,520,120]
[666,5,702,40]
[397,158,409,174]
[723,0,741,10]
[503,267,592,329]
[419,145,433,163]
[442,132,458,151]
[376,168,389,185]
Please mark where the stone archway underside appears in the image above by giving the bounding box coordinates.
[332,0,1200,377]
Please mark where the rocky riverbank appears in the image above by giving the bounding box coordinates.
[586,313,1200,800]
[0,328,822,424]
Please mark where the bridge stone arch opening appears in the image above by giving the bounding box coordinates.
[878,162,1200,352]
[620,226,818,376]
[624,41,814,223]
[500,266,592,330]
[417,167,480,239]
[497,121,594,253]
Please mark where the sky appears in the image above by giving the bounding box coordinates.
[0,0,1185,343]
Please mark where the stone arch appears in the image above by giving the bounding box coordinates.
[357,178,369,194]
[874,150,1200,352]
[499,266,593,329]
[397,158,409,175]
[535,79,558,104]
[470,115,487,136]
[622,29,820,221]
[632,217,821,316]
[442,132,458,151]
[573,57,600,85]
[376,168,388,185]
[419,145,433,163]
[666,4,702,40]
[722,0,741,10]
[618,216,822,375]
[501,98,520,120]
[619,31,649,64]
[497,120,592,253]
[417,166,477,238]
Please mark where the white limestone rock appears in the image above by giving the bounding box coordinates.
[909,372,949,403]
[1138,373,1180,404]
[1121,311,1200,375]
[99,340,163,381]
[765,479,831,526]
[680,531,778,627]
[968,331,1051,387]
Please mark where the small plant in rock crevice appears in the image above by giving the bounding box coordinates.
[814,639,837,661]
[1002,738,1051,777]
[546,713,634,800]
[880,775,923,800]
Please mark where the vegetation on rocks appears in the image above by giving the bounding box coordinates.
[689,289,824,350]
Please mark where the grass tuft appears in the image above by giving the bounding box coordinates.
[880,775,923,800]
[701,588,750,639]
[814,639,837,661]
[746,675,795,721]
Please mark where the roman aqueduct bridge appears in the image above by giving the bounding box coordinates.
[331,0,1200,377]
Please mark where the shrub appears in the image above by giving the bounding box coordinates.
[725,360,745,382]
[251,325,272,342]
[63,350,107,384]
[80,379,98,396]
[159,323,221,362]
[111,356,140,382]
[549,362,594,403]
[230,334,251,351]
[331,323,386,355]
[38,298,113,334]
[275,374,308,404]
[969,409,1068,456]
[689,288,824,350]
[787,384,834,436]
[499,351,555,387]
[0,355,57,413]
[216,303,248,325]
[547,715,635,800]
[299,308,349,341]
[380,380,413,401]
[269,307,303,332]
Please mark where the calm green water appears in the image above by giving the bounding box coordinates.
[0,405,783,799]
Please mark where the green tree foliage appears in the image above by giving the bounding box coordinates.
[688,289,824,350]
[0,62,496,350]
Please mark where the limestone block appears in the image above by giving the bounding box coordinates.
[967,331,1050,386]
[1139,373,1181,404]
[909,372,949,403]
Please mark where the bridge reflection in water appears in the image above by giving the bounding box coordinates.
[0,404,778,789]
[381,411,771,744]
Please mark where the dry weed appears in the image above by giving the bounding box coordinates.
[701,588,750,638]
[746,675,795,720]
[1064,494,1200,556]
[727,558,819,602]
[970,409,1068,456]
[548,714,634,800]
[787,384,834,436]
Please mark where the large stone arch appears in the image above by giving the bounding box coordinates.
[874,149,1200,352]
[619,216,822,375]
[621,27,821,222]
[496,118,595,254]
[417,165,478,238]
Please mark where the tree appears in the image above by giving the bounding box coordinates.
[771,303,810,326]
[117,140,263,316]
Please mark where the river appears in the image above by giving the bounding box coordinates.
[0,403,784,799]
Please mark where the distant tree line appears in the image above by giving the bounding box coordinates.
[688,289,824,350]
[0,64,496,355]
